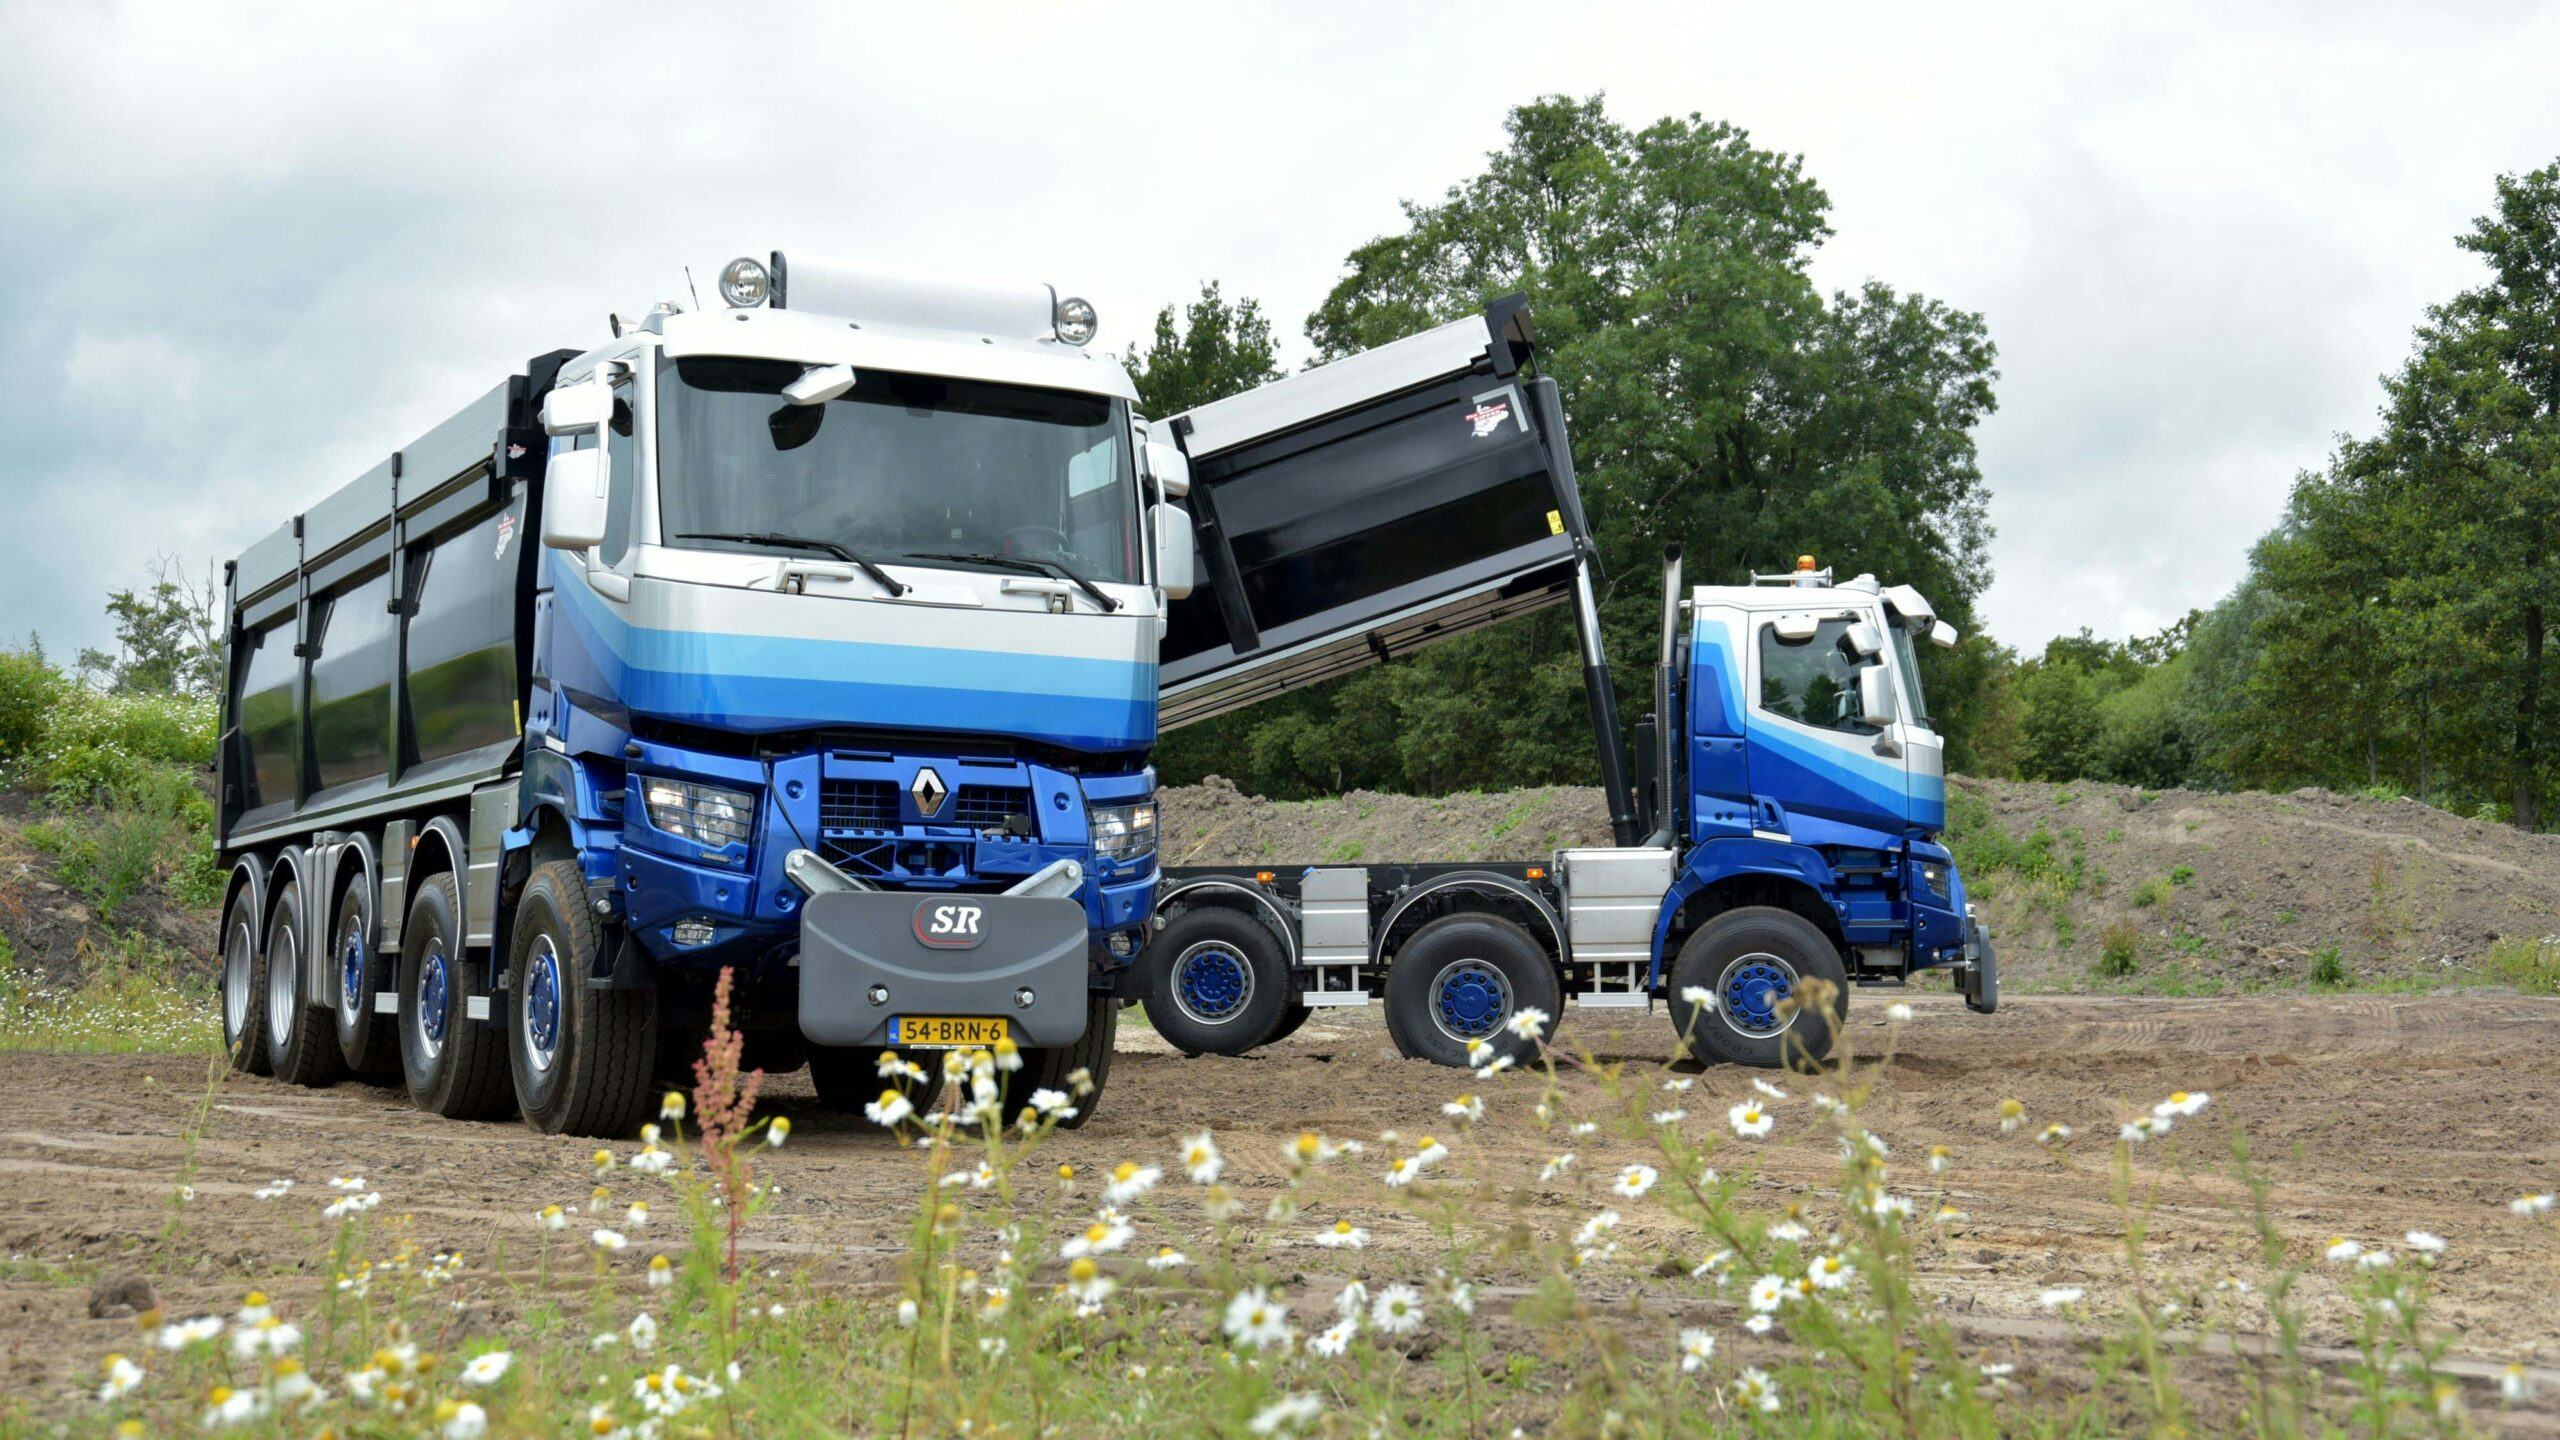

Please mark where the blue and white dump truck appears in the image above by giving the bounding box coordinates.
[1132,535,1998,1071]
[212,256,1634,1133]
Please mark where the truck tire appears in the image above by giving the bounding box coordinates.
[1266,1001,1314,1045]
[331,880,399,1078]
[509,859,657,1137]
[264,878,344,1087]
[1140,908,1291,1057]
[1382,914,1561,1069]
[808,1045,947,1126]
[1015,992,1117,1129]
[1666,907,1850,1071]
[398,869,513,1120]
[219,886,271,1076]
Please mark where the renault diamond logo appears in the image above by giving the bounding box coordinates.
[911,766,948,818]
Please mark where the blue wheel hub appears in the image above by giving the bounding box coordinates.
[1434,961,1510,1040]
[1173,945,1250,1024]
[525,942,563,1065]
[1722,957,1795,1036]
[419,944,449,1045]
[339,929,365,1014]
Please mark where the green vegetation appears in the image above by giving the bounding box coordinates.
[2131,877,2171,908]
[2311,947,2352,988]
[2484,936,2560,995]
[35,1010,2517,1438]
[2097,921,2141,978]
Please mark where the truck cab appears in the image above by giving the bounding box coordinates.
[1665,559,1989,1030]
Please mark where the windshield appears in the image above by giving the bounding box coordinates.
[656,356,1141,585]
[1888,621,1931,727]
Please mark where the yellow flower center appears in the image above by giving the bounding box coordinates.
[2170,1091,2190,1103]
[1294,1132,1320,1159]
[1188,1146,1210,1165]
[1057,1164,1076,1179]
[1999,1099,2024,1117]
[1069,1258,1098,1282]
[1086,1223,1109,1243]
[1114,1162,1139,1182]
[1418,1135,1438,1149]
[1334,1220,1354,1235]
[243,1290,268,1307]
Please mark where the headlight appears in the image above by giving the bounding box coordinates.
[644,778,755,849]
[1917,861,1948,898]
[1054,295,1097,346]
[719,256,771,308]
[1087,798,1156,864]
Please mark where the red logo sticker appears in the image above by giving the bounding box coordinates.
[1464,400,1511,438]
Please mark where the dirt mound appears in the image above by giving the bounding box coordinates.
[1159,774,2560,992]
[0,795,218,987]
[1955,776,2560,990]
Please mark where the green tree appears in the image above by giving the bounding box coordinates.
[2012,662,2100,783]
[1128,282,1282,419]
[77,558,220,698]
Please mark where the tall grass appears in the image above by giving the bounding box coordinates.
[34,989,2547,1437]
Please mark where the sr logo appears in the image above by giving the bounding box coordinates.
[913,899,988,949]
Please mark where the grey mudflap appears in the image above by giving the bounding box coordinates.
[797,891,1092,1047]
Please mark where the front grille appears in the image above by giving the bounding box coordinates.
[819,779,899,830]
[951,784,1032,829]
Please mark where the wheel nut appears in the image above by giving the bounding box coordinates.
[867,985,889,1007]
[1014,988,1036,1009]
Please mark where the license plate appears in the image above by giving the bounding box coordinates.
[890,1015,1010,1049]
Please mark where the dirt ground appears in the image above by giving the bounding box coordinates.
[6,992,2557,1423]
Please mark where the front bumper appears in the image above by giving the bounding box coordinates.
[795,890,1092,1048]
[1959,913,1998,1014]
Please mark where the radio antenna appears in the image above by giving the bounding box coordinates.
[684,266,703,312]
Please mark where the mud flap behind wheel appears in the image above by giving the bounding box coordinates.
[1961,918,1998,1015]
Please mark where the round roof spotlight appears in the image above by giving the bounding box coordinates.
[719,256,771,309]
[1054,295,1097,346]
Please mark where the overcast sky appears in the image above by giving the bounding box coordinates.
[4,3,2556,664]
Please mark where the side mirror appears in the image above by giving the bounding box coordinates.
[1144,440,1191,499]
[543,380,613,436]
[1154,502,1197,599]
[1881,583,1936,630]
[1843,620,1885,658]
[784,363,856,406]
[1857,665,1899,728]
[1929,619,1959,650]
[543,447,608,550]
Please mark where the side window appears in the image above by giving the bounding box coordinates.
[601,374,637,566]
[1758,618,1875,736]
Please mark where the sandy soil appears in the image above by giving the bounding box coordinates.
[6,993,2557,1424]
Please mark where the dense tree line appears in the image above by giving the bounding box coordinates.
[1137,99,2560,831]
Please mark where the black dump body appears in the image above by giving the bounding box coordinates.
[1157,297,1597,730]
[216,351,577,855]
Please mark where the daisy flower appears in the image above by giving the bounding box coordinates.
[1678,1327,1716,1371]
[2038,1286,2085,1308]
[1732,1366,1781,1414]
[1383,1156,1419,1188]
[1060,1220,1134,1259]
[1999,1098,2027,1133]
[1680,984,1713,1006]
[2154,1091,2210,1118]
[1309,1318,1357,1357]
[2406,1230,2447,1258]
[591,1229,627,1251]
[1146,1246,1189,1271]
[1613,1164,1659,1200]
[1651,1108,1688,1125]
[1728,1101,1774,1138]
[97,1354,143,1402]
[647,1255,673,1288]
[2325,1237,2363,1263]
[1747,1274,1787,1313]
[1181,1132,1223,1184]
[1314,1219,1369,1249]
[1106,1163,1162,1205]
[1415,1135,1449,1165]
[1222,1287,1292,1350]
[1370,1283,1424,1335]
[1807,1254,1854,1290]
[459,1352,511,1386]
[1540,1153,1575,1180]
[1249,1394,1322,1435]
[2039,1124,2073,1145]
[659,1091,686,1121]
[1442,1095,1484,1123]
[1505,1006,1551,1041]
[864,1090,915,1128]
[1886,1002,1915,1022]
[2508,1194,2555,1215]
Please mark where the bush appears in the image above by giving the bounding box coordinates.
[2484,936,2558,995]
[2131,877,2171,908]
[2310,946,2350,987]
[0,648,66,764]
[24,687,215,805]
[2097,921,2140,976]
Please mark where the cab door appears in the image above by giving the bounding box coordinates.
[1742,613,1915,841]
[1154,299,1595,730]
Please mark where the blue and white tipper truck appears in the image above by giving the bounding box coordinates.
[213,252,1992,1136]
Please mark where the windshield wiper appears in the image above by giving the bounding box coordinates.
[904,552,1121,613]
[677,532,909,597]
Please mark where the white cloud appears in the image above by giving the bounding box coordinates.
[2,2,2556,659]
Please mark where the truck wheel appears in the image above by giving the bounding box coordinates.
[1666,907,1850,1071]
[398,869,513,1120]
[331,880,398,1078]
[1382,914,1561,1069]
[264,878,344,1087]
[808,1046,947,1126]
[1016,992,1118,1130]
[509,859,656,1137]
[1140,908,1290,1057]
[1266,1001,1314,1045]
[219,886,271,1076]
